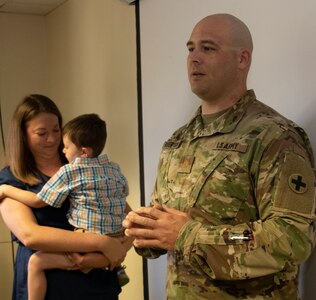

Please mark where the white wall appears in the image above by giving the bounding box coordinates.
[139,1,316,299]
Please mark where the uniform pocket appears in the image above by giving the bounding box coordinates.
[188,152,250,225]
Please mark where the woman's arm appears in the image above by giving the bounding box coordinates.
[0,198,126,268]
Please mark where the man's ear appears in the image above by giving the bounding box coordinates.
[81,147,93,158]
[238,48,252,70]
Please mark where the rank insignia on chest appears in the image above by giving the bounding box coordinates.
[178,156,195,173]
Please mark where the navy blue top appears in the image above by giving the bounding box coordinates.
[0,167,121,300]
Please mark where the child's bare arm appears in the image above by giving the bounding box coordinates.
[0,184,46,208]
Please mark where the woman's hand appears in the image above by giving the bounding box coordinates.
[67,252,109,270]
[120,234,135,252]
[67,233,134,271]
[99,236,127,270]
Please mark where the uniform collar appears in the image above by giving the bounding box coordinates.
[188,90,257,137]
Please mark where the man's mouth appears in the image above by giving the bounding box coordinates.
[191,71,205,79]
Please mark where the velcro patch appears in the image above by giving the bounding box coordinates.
[273,152,315,216]
[178,156,195,173]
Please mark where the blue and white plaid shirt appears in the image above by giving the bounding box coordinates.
[37,154,128,235]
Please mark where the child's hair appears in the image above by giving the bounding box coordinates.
[63,113,107,157]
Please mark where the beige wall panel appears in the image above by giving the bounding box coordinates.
[0,13,48,148]
[0,217,11,243]
[0,13,48,299]
[0,242,14,300]
[47,1,142,299]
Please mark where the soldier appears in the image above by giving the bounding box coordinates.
[123,13,316,299]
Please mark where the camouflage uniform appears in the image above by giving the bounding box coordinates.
[137,90,316,299]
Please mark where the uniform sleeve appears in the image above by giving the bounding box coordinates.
[175,136,316,280]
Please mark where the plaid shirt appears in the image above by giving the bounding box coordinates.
[37,154,128,234]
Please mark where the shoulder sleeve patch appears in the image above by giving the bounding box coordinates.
[273,151,315,216]
[288,174,307,194]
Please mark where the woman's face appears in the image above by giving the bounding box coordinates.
[25,112,61,160]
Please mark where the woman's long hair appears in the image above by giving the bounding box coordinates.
[6,94,66,185]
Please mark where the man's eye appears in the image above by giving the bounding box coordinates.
[204,46,215,52]
[187,47,194,52]
[203,44,217,52]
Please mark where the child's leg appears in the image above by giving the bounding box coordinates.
[28,251,75,300]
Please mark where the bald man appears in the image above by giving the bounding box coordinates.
[124,14,316,299]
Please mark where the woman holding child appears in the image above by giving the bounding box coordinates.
[0,94,130,300]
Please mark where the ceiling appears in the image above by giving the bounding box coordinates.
[0,0,67,16]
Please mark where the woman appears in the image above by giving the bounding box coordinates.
[0,95,130,300]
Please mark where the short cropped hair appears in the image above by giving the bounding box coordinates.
[63,114,107,157]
